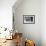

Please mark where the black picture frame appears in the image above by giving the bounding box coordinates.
[23,15,35,24]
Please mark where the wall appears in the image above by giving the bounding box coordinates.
[0,0,16,30]
[13,0,41,46]
[41,0,46,46]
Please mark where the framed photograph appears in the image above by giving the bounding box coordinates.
[23,15,35,24]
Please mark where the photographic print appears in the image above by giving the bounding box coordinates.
[23,15,35,24]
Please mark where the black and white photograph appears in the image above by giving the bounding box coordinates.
[23,15,35,24]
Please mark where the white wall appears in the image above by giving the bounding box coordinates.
[13,0,41,46]
[41,0,46,46]
[0,0,16,30]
